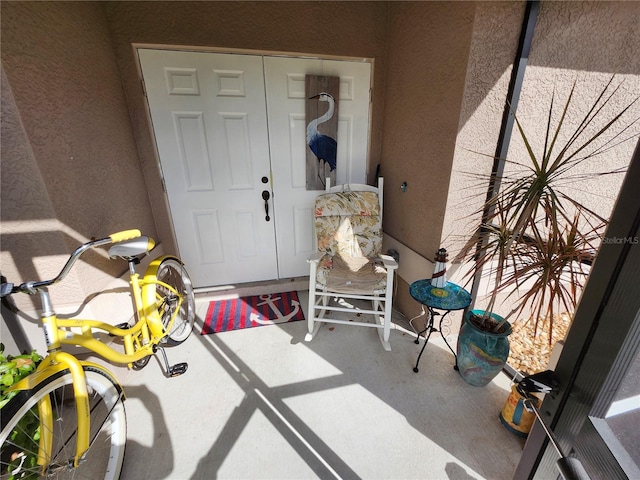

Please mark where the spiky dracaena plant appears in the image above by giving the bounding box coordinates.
[459,76,639,343]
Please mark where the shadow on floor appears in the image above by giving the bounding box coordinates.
[118,290,524,479]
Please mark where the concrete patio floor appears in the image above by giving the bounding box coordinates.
[115,282,525,479]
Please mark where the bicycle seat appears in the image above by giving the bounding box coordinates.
[108,236,156,260]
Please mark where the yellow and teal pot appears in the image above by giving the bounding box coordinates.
[499,386,540,437]
[456,310,512,387]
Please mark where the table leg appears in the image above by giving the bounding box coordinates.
[413,307,436,373]
[437,311,459,370]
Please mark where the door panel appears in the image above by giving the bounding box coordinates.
[173,113,213,189]
[193,211,223,264]
[139,49,277,287]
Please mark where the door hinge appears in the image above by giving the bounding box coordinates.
[141,79,147,97]
[161,177,167,192]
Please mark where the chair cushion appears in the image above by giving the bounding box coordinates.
[315,191,380,217]
[316,253,387,294]
[315,191,382,258]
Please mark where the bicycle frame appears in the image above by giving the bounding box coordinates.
[51,255,185,367]
[10,352,119,470]
[5,230,187,472]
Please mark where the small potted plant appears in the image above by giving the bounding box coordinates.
[0,344,43,475]
[455,76,639,386]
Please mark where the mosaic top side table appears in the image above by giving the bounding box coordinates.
[409,279,472,373]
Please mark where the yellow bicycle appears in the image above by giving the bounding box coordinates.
[0,229,195,479]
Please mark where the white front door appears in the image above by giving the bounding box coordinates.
[138,49,371,287]
[264,57,372,278]
[139,49,277,287]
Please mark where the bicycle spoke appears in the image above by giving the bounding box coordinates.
[154,258,194,345]
[1,369,126,480]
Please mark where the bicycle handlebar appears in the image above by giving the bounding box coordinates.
[3,229,142,296]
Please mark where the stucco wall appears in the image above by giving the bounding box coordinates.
[102,1,491,322]
[1,2,156,312]
[379,1,477,258]
[513,1,640,224]
[379,2,479,318]
[102,1,391,256]
[443,1,525,269]
[444,1,640,315]
[2,1,636,335]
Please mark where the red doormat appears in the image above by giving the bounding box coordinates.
[201,291,305,335]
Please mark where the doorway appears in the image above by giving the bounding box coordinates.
[138,49,372,287]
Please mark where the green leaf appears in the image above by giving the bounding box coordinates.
[1,372,14,386]
[0,361,17,373]
[459,75,639,346]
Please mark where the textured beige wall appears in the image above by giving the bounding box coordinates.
[380,1,547,322]
[1,2,156,311]
[444,1,640,315]
[380,2,476,258]
[447,1,640,253]
[2,1,636,330]
[1,65,81,315]
[512,1,640,225]
[443,2,525,265]
[378,2,478,318]
[102,1,391,255]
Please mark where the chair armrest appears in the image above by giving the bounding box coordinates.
[378,254,398,270]
[307,252,325,264]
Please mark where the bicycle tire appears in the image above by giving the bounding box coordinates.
[156,258,195,345]
[0,367,126,480]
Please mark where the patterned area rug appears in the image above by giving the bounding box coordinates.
[201,291,305,335]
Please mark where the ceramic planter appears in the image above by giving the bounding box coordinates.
[499,385,540,437]
[456,309,512,387]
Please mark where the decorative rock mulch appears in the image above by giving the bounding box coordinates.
[508,313,572,375]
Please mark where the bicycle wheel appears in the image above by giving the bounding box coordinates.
[156,258,195,345]
[0,367,126,480]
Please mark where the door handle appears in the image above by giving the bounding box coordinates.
[262,190,271,221]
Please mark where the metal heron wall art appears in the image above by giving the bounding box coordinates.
[307,92,337,177]
[305,75,339,190]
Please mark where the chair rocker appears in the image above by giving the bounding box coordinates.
[305,177,398,351]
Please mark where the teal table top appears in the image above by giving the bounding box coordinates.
[409,279,472,311]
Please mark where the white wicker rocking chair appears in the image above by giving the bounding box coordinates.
[305,177,398,351]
